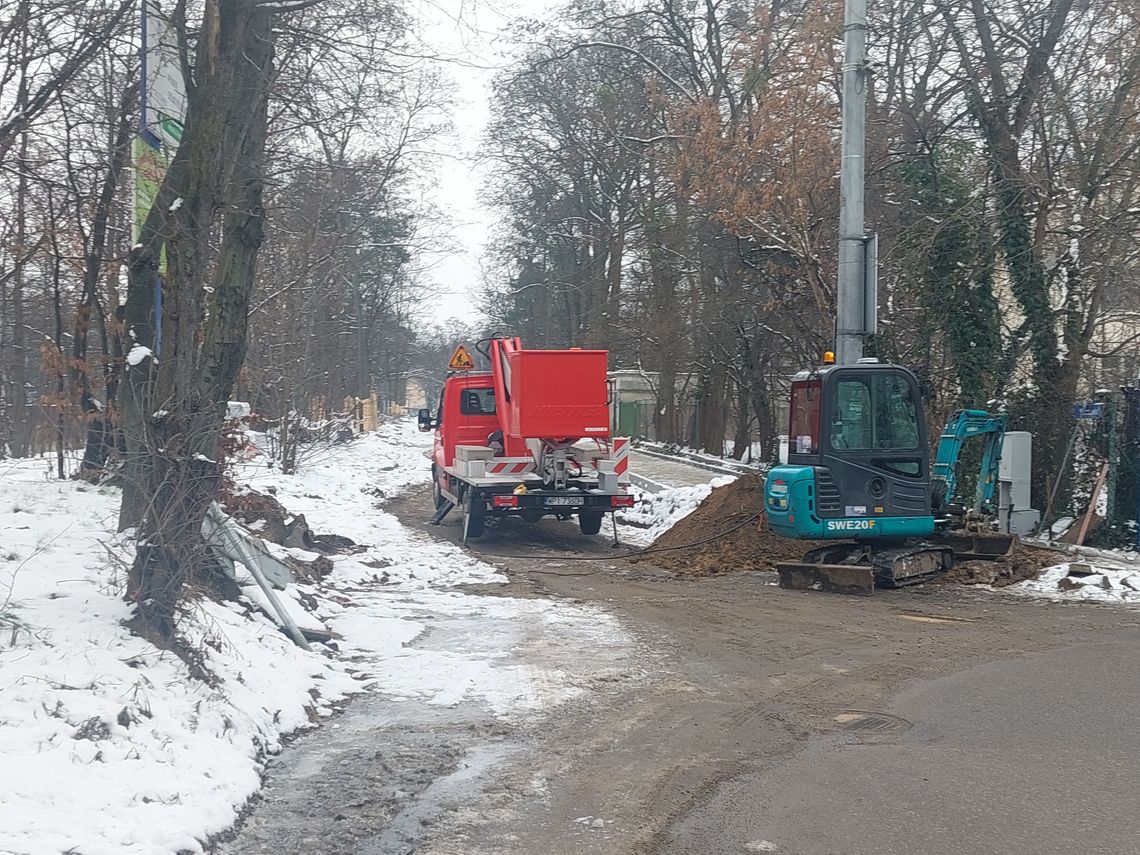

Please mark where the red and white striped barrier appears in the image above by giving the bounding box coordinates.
[486,459,533,475]
[612,437,630,481]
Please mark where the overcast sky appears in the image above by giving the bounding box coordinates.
[414,0,555,322]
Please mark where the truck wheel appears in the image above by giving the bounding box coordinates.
[579,511,604,535]
[431,465,445,509]
[462,489,486,543]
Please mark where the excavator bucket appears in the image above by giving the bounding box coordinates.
[776,562,875,596]
[931,532,1016,560]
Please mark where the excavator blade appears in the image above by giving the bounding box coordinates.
[776,562,875,596]
[930,532,1016,560]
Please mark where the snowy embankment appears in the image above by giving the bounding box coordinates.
[616,476,734,544]
[1009,561,1140,605]
[0,421,625,855]
[0,458,355,855]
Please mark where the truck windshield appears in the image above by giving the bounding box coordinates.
[831,373,920,451]
[789,379,821,455]
[459,387,497,416]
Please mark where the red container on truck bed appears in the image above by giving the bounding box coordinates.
[496,346,610,441]
[419,338,632,544]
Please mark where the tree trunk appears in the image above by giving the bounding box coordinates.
[120,1,275,640]
[49,203,67,479]
[731,377,750,460]
[76,84,136,477]
[697,365,727,455]
[9,127,30,457]
[655,362,678,443]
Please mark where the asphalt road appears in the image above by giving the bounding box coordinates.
[665,641,1140,855]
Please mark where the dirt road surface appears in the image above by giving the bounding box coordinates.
[221,483,1140,855]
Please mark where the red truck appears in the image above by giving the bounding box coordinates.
[418,336,633,543]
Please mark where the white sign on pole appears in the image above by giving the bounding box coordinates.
[142,0,186,151]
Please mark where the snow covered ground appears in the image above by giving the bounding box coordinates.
[0,457,355,855]
[1009,561,1140,606]
[232,423,627,716]
[616,476,734,544]
[0,421,626,855]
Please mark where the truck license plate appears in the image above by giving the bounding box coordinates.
[546,497,583,506]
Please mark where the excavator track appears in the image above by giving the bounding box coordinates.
[870,544,955,588]
[777,541,955,595]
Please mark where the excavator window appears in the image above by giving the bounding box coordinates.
[789,379,821,454]
[831,373,920,452]
[460,387,497,416]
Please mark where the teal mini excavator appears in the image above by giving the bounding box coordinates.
[763,358,1013,595]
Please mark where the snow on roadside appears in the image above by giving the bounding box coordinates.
[233,421,628,714]
[231,421,493,589]
[0,459,357,855]
[1,420,628,854]
[1009,562,1140,605]
[616,476,735,545]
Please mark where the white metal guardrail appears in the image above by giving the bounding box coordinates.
[632,443,767,480]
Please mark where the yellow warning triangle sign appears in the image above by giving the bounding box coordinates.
[447,345,476,371]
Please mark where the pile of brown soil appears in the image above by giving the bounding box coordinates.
[643,473,1067,583]
[221,483,293,544]
[220,483,358,556]
[644,474,821,576]
[943,542,1065,587]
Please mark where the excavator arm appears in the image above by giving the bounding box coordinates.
[931,410,1007,516]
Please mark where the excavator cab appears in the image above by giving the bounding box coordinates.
[767,360,937,543]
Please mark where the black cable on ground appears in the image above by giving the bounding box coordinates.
[468,510,765,575]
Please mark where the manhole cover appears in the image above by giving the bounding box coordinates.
[833,711,912,733]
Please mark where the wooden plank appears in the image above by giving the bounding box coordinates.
[1075,462,1110,547]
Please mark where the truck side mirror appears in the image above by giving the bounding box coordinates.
[417,408,434,432]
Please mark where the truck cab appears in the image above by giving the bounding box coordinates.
[420,372,501,476]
